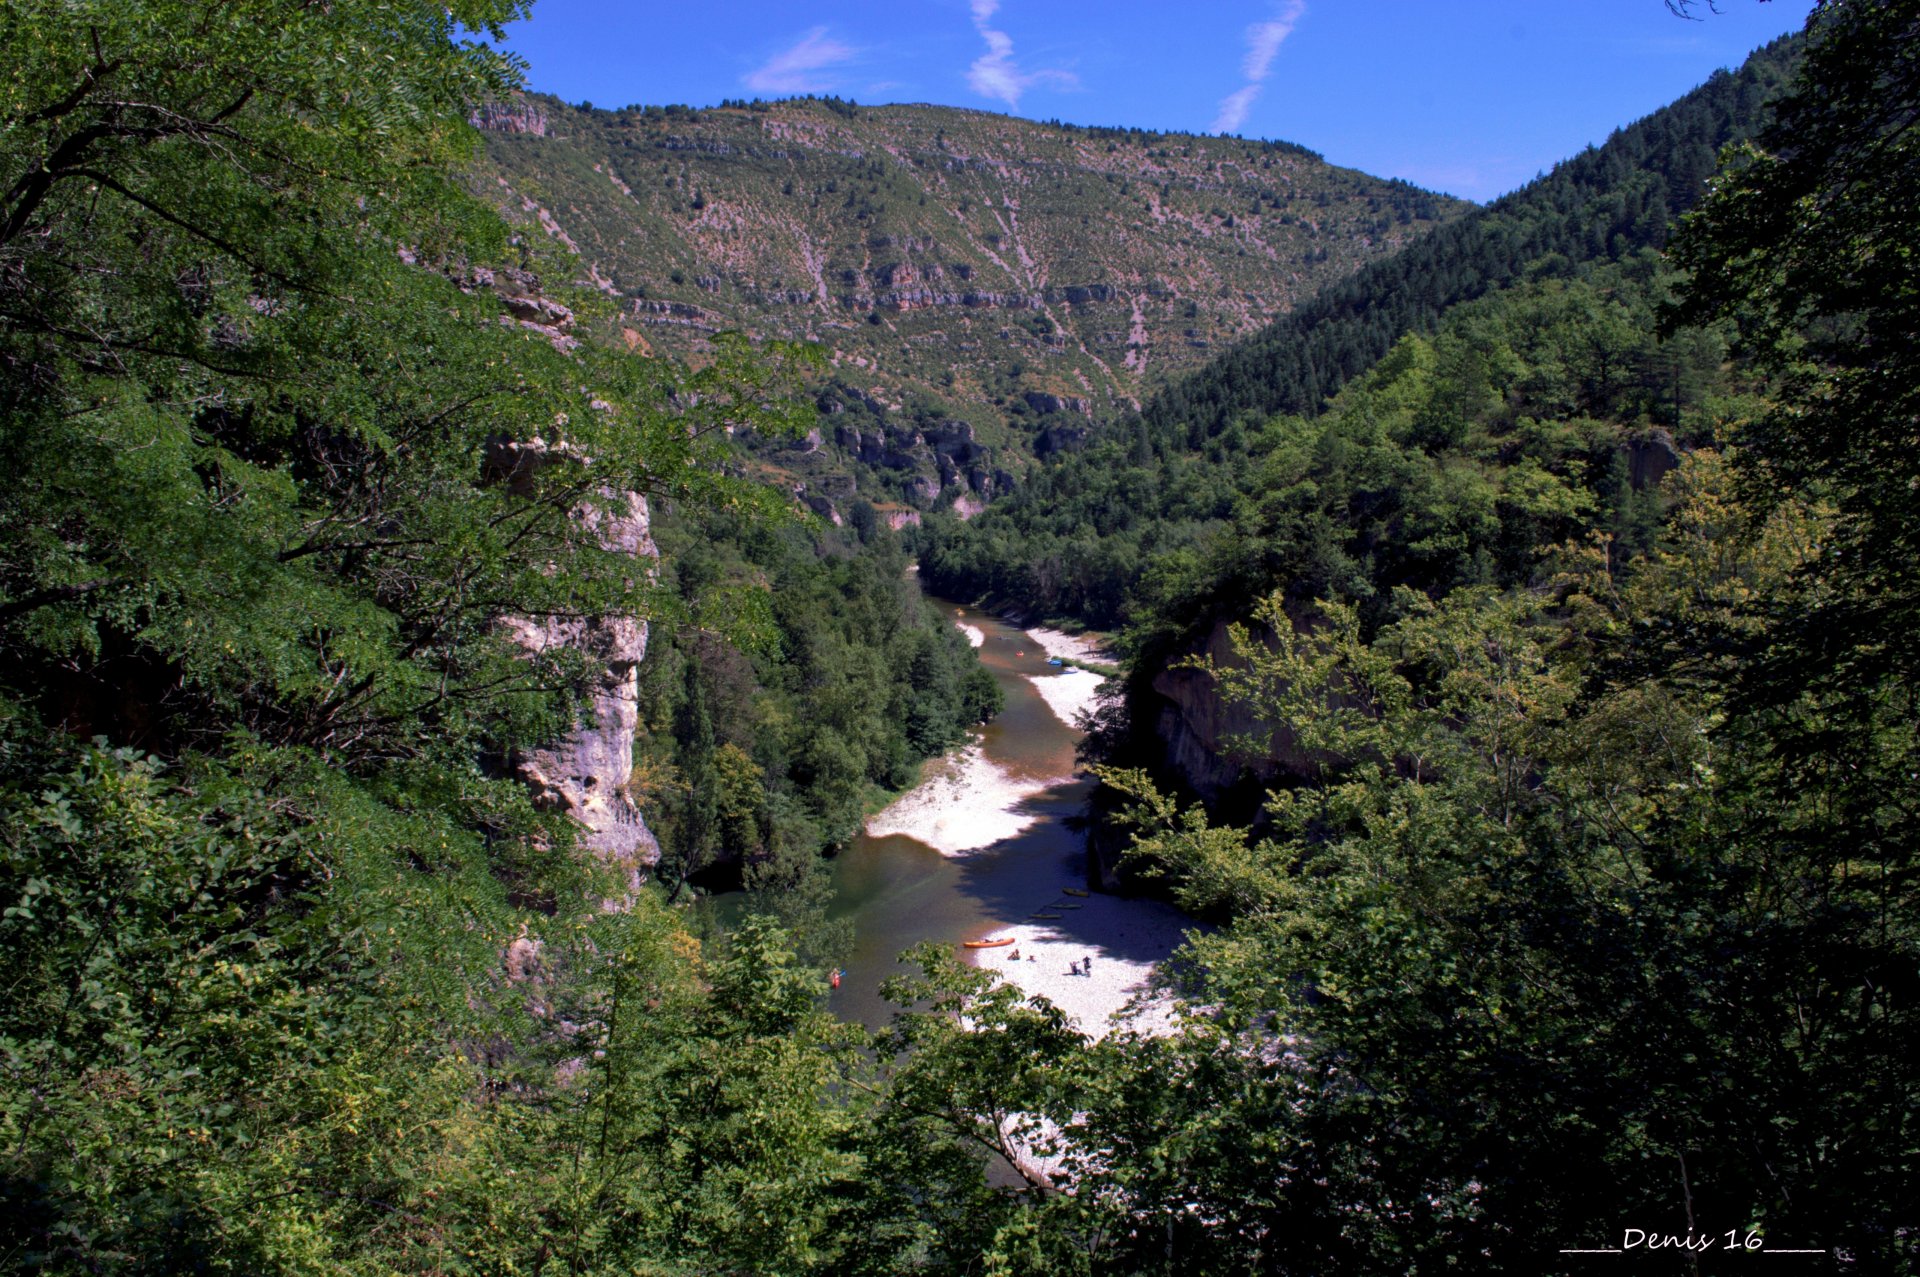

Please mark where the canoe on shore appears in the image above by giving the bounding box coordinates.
[962,937,1016,949]
[1062,888,1090,897]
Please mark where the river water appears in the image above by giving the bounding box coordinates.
[824,599,1179,1029]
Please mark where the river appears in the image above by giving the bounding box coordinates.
[824,598,1191,1034]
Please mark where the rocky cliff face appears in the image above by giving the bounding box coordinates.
[449,266,659,890]
[490,442,662,899]
[1087,612,1326,888]
[1137,438,1690,845]
[1090,616,1305,887]
[1145,617,1320,803]
[471,101,548,136]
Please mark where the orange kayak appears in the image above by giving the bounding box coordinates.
[962,937,1016,949]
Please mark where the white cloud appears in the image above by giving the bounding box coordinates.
[1212,84,1262,134]
[1242,0,1305,81]
[966,2,1077,110]
[1212,0,1306,134]
[744,27,858,95]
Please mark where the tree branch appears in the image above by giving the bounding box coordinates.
[0,578,117,624]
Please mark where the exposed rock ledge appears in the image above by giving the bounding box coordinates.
[471,100,549,136]
[1145,610,1332,810]
[489,439,661,896]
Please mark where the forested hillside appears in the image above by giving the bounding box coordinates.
[919,36,1796,626]
[1083,254,1734,817]
[2,0,1913,1271]
[480,96,1466,519]
[0,1,1003,1267]
[636,509,997,946]
[912,6,1917,1267]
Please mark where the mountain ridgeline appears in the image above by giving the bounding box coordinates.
[8,0,1917,1267]
[479,96,1466,522]
[889,17,1920,1266]
[918,35,1798,627]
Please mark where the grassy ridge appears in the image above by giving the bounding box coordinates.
[481,95,1468,512]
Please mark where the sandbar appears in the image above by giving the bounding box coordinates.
[966,890,1192,1040]
[865,741,1069,856]
[1024,626,1118,666]
[1025,668,1106,729]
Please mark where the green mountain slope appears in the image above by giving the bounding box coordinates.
[479,95,1467,515]
[919,36,1798,626]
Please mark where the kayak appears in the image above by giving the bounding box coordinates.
[1031,912,1062,920]
[1062,888,1090,897]
[962,937,1016,949]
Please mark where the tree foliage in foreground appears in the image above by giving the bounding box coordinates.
[0,1,875,1271]
[884,3,1915,1270]
[884,3,1915,1269]
[3,0,1915,1273]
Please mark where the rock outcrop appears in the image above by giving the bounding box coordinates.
[1033,421,1092,456]
[1627,428,1682,489]
[1145,618,1309,803]
[489,438,661,896]
[1091,612,1329,888]
[1022,391,1091,417]
[472,100,549,137]
[447,262,580,350]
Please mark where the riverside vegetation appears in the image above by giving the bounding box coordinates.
[0,0,1914,1273]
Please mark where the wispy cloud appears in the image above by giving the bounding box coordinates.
[966,0,1077,110]
[1214,85,1262,134]
[744,27,858,95]
[1211,0,1306,134]
[1393,157,1526,205]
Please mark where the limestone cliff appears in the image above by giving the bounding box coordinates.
[1146,608,1343,803]
[470,100,548,136]
[1148,620,1289,802]
[490,449,661,899]
[1087,606,1350,888]
[443,257,661,892]
[1129,438,1691,867]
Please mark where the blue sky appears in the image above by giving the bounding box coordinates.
[496,1,1814,202]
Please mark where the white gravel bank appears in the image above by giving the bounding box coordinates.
[966,891,1192,1040]
[1024,627,1117,666]
[1025,668,1106,730]
[864,741,1068,856]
